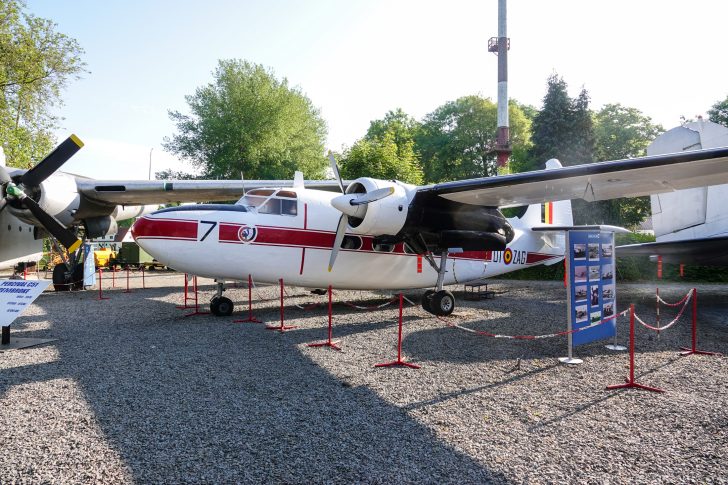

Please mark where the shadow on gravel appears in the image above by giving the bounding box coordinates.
[1,291,513,484]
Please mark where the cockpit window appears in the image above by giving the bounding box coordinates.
[239,189,298,216]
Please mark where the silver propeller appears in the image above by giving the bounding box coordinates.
[328,152,345,193]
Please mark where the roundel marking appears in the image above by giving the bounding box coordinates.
[237,225,258,243]
[503,247,513,265]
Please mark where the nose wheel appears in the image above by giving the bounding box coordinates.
[210,281,234,316]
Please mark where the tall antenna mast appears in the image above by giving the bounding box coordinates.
[489,0,511,171]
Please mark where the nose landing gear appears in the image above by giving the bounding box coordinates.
[210,281,234,316]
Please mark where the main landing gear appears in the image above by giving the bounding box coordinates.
[210,281,234,316]
[421,250,456,316]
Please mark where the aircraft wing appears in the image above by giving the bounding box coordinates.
[416,147,728,207]
[617,236,728,266]
[77,179,345,205]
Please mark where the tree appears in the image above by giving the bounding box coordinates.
[708,95,728,128]
[416,96,532,182]
[164,59,328,180]
[340,130,423,184]
[589,103,665,227]
[0,0,86,168]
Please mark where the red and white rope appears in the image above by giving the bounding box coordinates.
[635,291,692,332]
[448,309,629,340]
[656,288,693,307]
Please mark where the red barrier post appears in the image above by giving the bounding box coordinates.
[657,255,663,279]
[375,293,420,369]
[308,285,341,350]
[123,265,132,293]
[606,304,663,393]
[141,265,145,289]
[680,288,721,356]
[266,279,297,332]
[96,268,109,300]
[184,276,210,317]
[176,273,193,309]
[23,267,27,280]
[233,274,262,323]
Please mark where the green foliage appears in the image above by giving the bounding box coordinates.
[340,130,423,184]
[594,104,663,161]
[164,59,328,180]
[0,0,86,168]
[707,95,728,127]
[416,96,532,182]
[154,168,199,180]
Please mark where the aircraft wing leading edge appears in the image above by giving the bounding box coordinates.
[417,147,728,208]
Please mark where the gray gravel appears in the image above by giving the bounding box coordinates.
[1,271,726,484]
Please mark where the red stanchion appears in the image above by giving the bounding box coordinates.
[680,288,721,357]
[308,285,341,350]
[123,265,133,293]
[141,265,145,289]
[184,276,210,317]
[266,278,297,332]
[23,267,27,280]
[375,293,420,369]
[606,304,663,393]
[96,268,110,301]
[176,273,193,309]
[233,274,261,323]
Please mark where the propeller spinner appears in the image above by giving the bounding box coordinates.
[0,135,84,252]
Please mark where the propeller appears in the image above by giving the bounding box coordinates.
[0,135,84,252]
[326,153,397,271]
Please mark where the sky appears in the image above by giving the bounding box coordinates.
[24,0,728,180]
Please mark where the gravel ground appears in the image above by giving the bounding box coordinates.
[0,270,726,484]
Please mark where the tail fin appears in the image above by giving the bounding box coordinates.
[518,158,573,228]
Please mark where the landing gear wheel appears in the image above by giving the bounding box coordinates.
[430,290,455,316]
[52,265,70,292]
[210,296,234,316]
[421,289,435,313]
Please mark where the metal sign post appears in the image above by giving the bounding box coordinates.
[559,231,582,364]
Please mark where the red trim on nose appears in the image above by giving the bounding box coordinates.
[132,217,198,240]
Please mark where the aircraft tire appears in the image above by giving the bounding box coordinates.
[52,265,70,292]
[430,290,455,316]
[421,290,435,313]
[210,296,234,316]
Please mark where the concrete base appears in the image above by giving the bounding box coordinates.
[558,357,583,365]
[0,337,57,351]
[605,344,627,351]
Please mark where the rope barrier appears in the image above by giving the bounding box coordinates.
[634,291,692,332]
[448,309,629,340]
[656,289,692,307]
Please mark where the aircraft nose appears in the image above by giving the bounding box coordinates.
[131,213,199,243]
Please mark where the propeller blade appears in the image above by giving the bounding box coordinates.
[328,152,345,193]
[328,214,348,272]
[22,196,81,253]
[0,198,6,214]
[350,186,394,206]
[21,134,84,186]
[0,164,11,184]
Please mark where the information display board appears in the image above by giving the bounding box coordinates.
[0,279,50,327]
[567,231,617,346]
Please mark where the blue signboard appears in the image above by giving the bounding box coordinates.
[568,231,617,346]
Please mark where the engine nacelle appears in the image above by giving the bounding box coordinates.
[342,177,413,236]
[8,172,81,227]
[85,216,118,238]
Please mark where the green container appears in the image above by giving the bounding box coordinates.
[116,242,156,266]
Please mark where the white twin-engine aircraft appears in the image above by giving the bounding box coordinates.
[132,150,728,317]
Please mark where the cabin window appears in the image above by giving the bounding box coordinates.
[372,242,395,253]
[341,235,362,250]
[240,188,297,216]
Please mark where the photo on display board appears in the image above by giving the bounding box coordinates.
[601,243,613,258]
[588,266,601,281]
[588,243,600,260]
[603,302,614,317]
[590,311,602,324]
[602,284,615,300]
[575,305,588,323]
[575,285,587,302]
[574,265,587,282]
[602,264,613,280]
[573,243,586,260]
[590,285,600,305]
